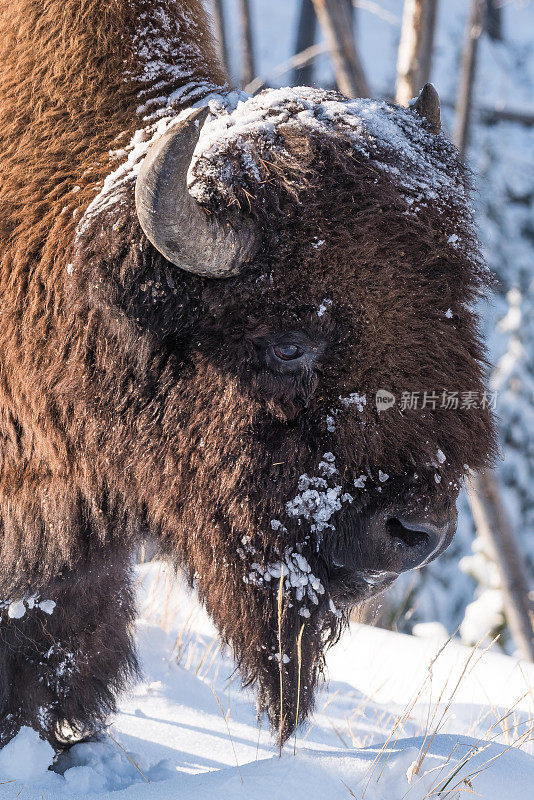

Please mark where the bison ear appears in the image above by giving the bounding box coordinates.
[409,83,441,134]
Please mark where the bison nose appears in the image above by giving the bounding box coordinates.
[385,512,457,573]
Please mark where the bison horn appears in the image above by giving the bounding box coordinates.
[135,107,260,278]
[409,83,441,134]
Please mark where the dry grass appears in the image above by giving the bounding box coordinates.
[293,623,305,755]
[137,561,534,797]
[210,685,244,785]
[277,568,285,758]
[310,629,534,799]
[108,731,150,783]
[139,562,223,683]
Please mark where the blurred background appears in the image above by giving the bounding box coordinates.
[207,0,534,658]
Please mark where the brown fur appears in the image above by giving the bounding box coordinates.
[0,0,496,748]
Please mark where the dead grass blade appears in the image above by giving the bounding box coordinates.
[210,685,244,785]
[108,731,150,783]
[294,623,305,755]
[277,567,285,757]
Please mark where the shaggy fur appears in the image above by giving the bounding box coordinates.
[0,0,496,747]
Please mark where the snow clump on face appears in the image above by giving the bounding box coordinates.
[285,473,353,535]
[318,452,337,478]
[248,548,325,609]
[326,414,336,432]
[317,298,332,316]
[3,596,56,620]
[339,393,367,412]
[7,600,26,620]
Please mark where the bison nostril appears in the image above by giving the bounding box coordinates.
[384,513,457,573]
[386,517,429,550]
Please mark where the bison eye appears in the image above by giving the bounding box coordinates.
[272,344,303,361]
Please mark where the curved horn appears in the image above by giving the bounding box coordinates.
[135,107,259,278]
[409,83,441,134]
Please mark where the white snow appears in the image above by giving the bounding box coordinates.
[318,451,337,478]
[285,471,353,535]
[461,588,505,647]
[2,562,532,799]
[0,727,54,781]
[247,547,324,606]
[317,298,332,317]
[339,393,367,412]
[5,596,56,619]
[131,5,193,84]
[7,600,26,620]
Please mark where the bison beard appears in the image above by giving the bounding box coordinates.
[212,579,344,744]
[0,0,496,749]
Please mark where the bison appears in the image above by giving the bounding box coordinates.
[0,0,495,749]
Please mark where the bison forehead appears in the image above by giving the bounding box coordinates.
[188,87,465,219]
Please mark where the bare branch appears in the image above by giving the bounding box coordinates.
[246,42,328,95]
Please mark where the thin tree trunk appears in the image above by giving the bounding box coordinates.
[418,0,438,87]
[467,471,534,662]
[485,0,503,42]
[312,0,370,98]
[293,0,317,86]
[239,0,255,89]
[454,0,485,156]
[212,0,229,77]
[395,0,439,106]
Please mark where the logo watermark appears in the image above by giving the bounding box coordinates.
[375,389,396,411]
[375,390,498,412]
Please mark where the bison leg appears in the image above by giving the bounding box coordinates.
[0,548,138,750]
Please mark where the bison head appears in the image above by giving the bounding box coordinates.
[73,85,496,742]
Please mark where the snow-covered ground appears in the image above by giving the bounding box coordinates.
[4,562,533,799]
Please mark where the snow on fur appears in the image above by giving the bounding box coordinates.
[188,87,471,218]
